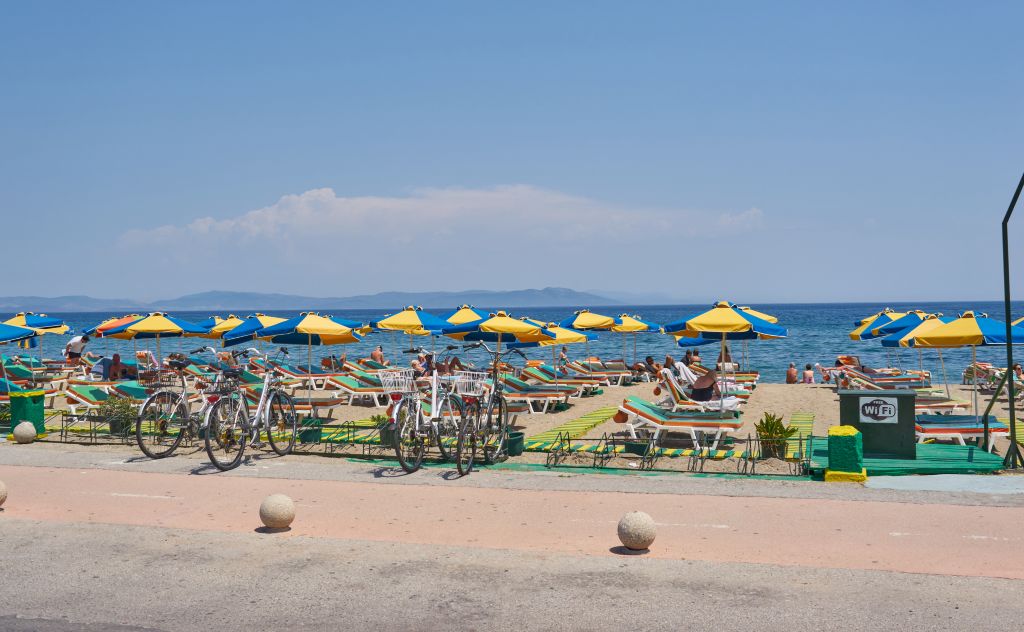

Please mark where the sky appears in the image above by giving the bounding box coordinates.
[2,1,1023,304]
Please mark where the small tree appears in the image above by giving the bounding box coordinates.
[755,412,797,460]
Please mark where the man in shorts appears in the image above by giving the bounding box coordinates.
[64,334,90,366]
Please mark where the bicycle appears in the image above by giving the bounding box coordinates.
[455,341,527,476]
[204,347,299,471]
[135,346,252,459]
[381,345,465,473]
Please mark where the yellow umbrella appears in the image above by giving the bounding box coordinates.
[442,305,489,326]
[101,312,207,364]
[200,314,246,340]
[850,308,907,341]
[737,306,779,324]
[611,314,661,365]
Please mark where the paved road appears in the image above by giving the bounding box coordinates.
[1,443,1023,630]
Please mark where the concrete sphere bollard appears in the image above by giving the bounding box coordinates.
[13,422,36,444]
[259,494,295,530]
[617,511,656,551]
[0,479,6,508]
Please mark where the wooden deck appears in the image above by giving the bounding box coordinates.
[808,441,1004,476]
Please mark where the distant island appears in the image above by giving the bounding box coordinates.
[0,287,625,313]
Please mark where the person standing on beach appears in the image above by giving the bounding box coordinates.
[64,334,90,366]
[786,363,798,384]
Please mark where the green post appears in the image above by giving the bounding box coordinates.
[825,425,866,482]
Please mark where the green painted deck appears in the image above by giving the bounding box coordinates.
[523,406,617,451]
[808,441,1004,476]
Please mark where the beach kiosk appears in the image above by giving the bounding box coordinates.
[838,389,917,459]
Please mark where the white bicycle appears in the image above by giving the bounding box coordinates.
[204,347,299,471]
[135,346,252,459]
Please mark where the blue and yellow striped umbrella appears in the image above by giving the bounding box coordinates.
[3,312,69,335]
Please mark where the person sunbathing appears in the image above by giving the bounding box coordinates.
[629,355,660,376]
[690,369,721,402]
[370,345,389,366]
[786,363,798,384]
[108,353,137,380]
[691,349,702,365]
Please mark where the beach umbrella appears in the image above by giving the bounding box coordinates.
[869,310,933,371]
[877,314,954,395]
[441,305,489,326]
[0,323,38,386]
[912,311,1024,419]
[4,312,69,365]
[443,312,554,344]
[3,312,69,335]
[737,306,779,324]
[558,309,620,358]
[101,312,206,364]
[849,308,908,341]
[83,314,144,336]
[198,314,245,340]
[373,306,449,335]
[611,314,661,365]
[373,306,450,355]
[510,319,595,389]
[443,312,554,387]
[663,301,787,408]
[257,312,362,384]
[221,314,287,348]
[328,315,373,336]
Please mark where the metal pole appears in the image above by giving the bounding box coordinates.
[938,349,950,400]
[1001,170,1024,468]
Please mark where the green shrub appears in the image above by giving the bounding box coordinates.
[98,395,138,436]
[755,412,797,460]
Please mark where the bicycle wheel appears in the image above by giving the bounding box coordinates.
[205,393,249,471]
[392,399,425,473]
[482,395,508,464]
[433,395,462,462]
[456,398,479,476]
[135,391,189,459]
[265,390,298,456]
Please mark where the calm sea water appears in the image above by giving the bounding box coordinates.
[11,301,1024,384]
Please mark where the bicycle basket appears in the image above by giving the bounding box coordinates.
[379,369,417,395]
[454,371,487,397]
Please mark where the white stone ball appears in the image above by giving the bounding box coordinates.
[617,510,656,551]
[13,422,36,444]
[0,480,6,507]
[259,494,295,529]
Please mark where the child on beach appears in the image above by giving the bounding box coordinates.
[802,363,815,384]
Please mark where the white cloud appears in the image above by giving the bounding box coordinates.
[116,185,768,296]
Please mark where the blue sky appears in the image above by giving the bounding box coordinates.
[2,1,1023,303]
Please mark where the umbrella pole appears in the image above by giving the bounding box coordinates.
[720,332,726,411]
[918,349,924,373]
[973,345,979,422]
[552,346,559,390]
[938,349,950,400]
[156,335,162,369]
[308,337,314,408]
[633,333,638,366]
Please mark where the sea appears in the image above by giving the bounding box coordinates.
[11,301,1024,384]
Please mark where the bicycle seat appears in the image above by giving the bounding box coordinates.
[167,360,189,370]
[221,367,243,379]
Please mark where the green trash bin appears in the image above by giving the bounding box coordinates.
[10,390,46,436]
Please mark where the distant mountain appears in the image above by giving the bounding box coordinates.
[0,288,621,313]
[0,295,144,312]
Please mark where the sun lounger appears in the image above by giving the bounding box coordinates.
[564,360,631,386]
[656,369,743,413]
[915,414,1008,451]
[521,366,601,396]
[325,375,387,407]
[497,374,571,414]
[617,395,743,450]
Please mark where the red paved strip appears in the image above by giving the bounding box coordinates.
[1,465,1022,579]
